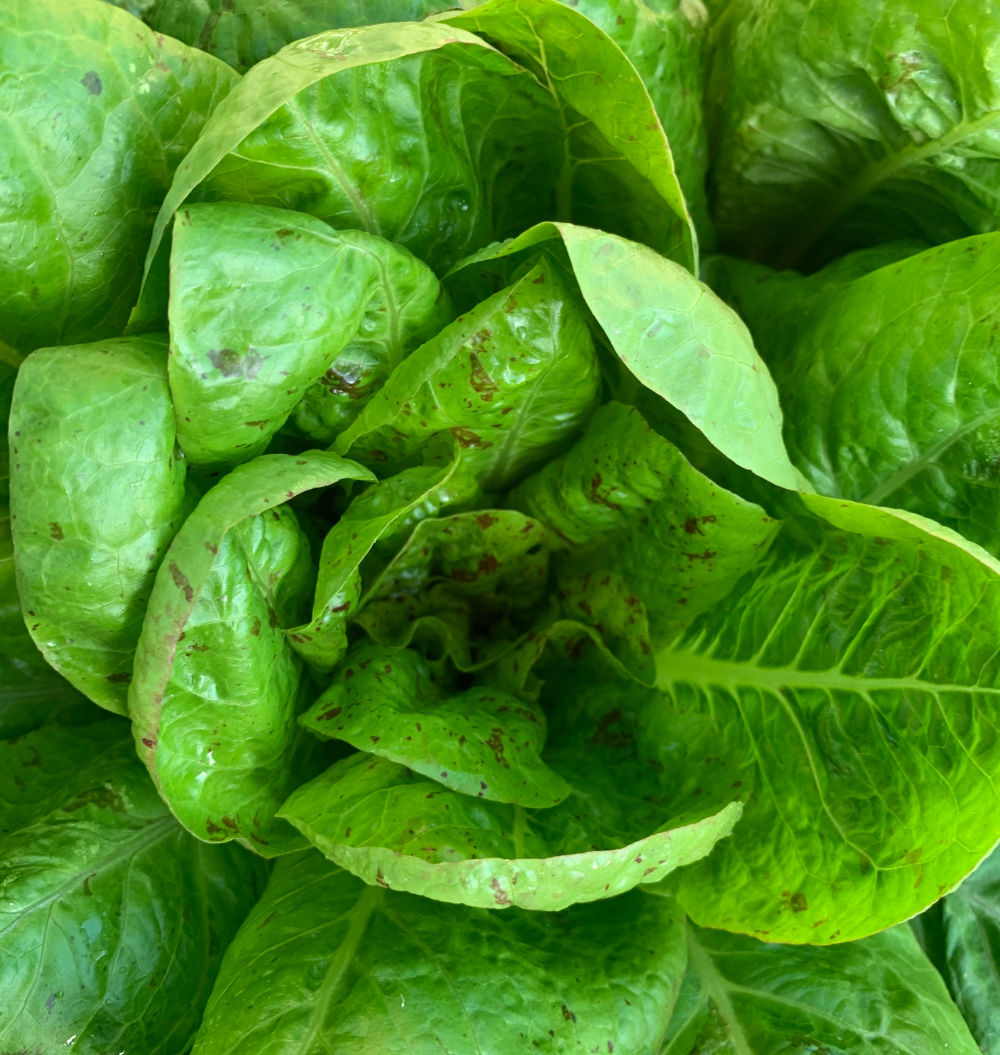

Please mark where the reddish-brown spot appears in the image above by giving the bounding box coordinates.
[169,562,194,602]
[491,877,511,905]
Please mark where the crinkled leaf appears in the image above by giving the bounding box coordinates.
[557,0,711,240]
[707,0,1000,268]
[337,255,600,490]
[0,721,266,1054]
[279,736,741,910]
[448,223,800,489]
[718,235,1000,557]
[356,508,550,671]
[513,402,780,649]
[140,19,564,293]
[644,493,1000,943]
[1,0,234,352]
[191,852,686,1055]
[300,642,570,807]
[286,463,469,671]
[928,843,1000,1054]
[661,913,979,1055]
[129,450,372,848]
[10,338,189,712]
[441,0,697,269]
[111,0,457,70]
[168,202,451,469]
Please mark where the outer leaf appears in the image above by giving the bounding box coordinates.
[279,747,740,911]
[441,0,697,269]
[140,19,564,292]
[129,450,372,846]
[191,852,686,1055]
[151,505,317,854]
[447,223,801,489]
[0,653,93,741]
[111,0,457,70]
[10,338,189,712]
[299,642,571,807]
[707,0,1000,268]
[356,508,551,671]
[932,843,1000,1054]
[559,0,711,240]
[645,493,1000,943]
[512,402,779,647]
[718,235,1000,556]
[0,722,266,1055]
[1,0,234,352]
[337,255,601,490]
[168,202,451,468]
[661,913,980,1054]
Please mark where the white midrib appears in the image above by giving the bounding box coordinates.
[862,404,1000,506]
[298,885,379,1049]
[655,645,1000,697]
[779,106,1000,267]
[0,816,175,942]
[684,928,753,1055]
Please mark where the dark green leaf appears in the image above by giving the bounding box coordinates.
[661,911,979,1054]
[191,852,686,1054]
[0,722,266,1054]
[707,0,1000,268]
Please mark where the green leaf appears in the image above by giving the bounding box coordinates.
[356,508,551,671]
[512,402,780,648]
[336,255,601,491]
[930,844,1000,1054]
[299,641,571,807]
[441,0,697,269]
[0,653,94,741]
[279,741,740,910]
[644,493,1000,943]
[191,852,687,1055]
[0,721,266,1054]
[557,0,711,241]
[717,235,1000,557]
[9,337,190,713]
[168,202,452,469]
[285,463,472,670]
[110,0,458,70]
[661,912,980,1054]
[129,450,372,848]
[1,0,234,352]
[140,19,565,293]
[707,0,1000,268]
[448,223,801,489]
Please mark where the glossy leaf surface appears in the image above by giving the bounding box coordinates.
[0,721,265,1054]
[129,451,371,847]
[168,202,451,467]
[1,0,234,352]
[10,338,189,712]
[337,256,601,490]
[191,852,686,1054]
[300,642,571,807]
[648,495,1000,942]
[708,0,1000,268]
